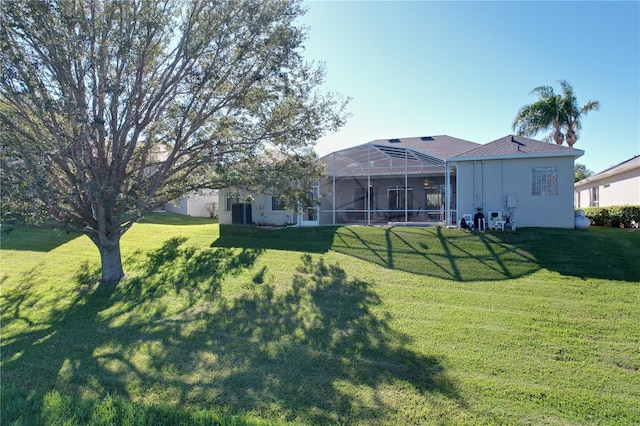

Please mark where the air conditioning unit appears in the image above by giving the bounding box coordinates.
[488,211,503,230]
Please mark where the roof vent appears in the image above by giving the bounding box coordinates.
[511,136,525,151]
[420,136,434,141]
[388,138,401,143]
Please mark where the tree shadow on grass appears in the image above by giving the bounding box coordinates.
[212,224,337,254]
[2,238,463,424]
[332,226,541,282]
[333,225,640,282]
[0,226,82,252]
[490,227,640,282]
[207,254,463,423]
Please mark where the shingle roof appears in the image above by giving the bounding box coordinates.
[575,154,640,185]
[594,154,640,175]
[319,135,478,175]
[319,134,584,174]
[451,135,584,160]
[369,135,481,161]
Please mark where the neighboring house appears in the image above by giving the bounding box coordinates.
[218,134,584,228]
[165,189,219,218]
[218,189,298,226]
[574,155,640,208]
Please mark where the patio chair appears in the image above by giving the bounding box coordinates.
[459,213,473,230]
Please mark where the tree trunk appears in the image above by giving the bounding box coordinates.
[96,238,125,284]
[566,127,577,147]
[553,127,564,145]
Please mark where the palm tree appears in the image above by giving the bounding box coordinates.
[512,84,566,145]
[512,80,599,147]
[559,80,600,147]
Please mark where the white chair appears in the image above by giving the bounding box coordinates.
[459,213,473,229]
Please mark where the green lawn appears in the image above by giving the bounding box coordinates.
[1,214,639,425]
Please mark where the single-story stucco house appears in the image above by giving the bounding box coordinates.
[219,134,584,228]
[574,155,640,208]
[165,189,219,218]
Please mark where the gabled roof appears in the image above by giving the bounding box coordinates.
[594,154,640,176]
[451,135,584,161]
[575,154,640,186]
[319,135,481,175]
[368,135,481,161]
[319,134,584,176]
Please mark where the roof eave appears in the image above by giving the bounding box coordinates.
[452,150,584,162]
[575,160,640,186]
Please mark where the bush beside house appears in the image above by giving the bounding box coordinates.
[581,205,640,228]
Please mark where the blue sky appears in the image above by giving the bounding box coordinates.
[299,1,640,174]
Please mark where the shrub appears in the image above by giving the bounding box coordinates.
[582,205,640,228]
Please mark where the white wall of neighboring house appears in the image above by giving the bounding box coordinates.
[456,156,577,228]
[574,156,640,208]
[165,189,219,218]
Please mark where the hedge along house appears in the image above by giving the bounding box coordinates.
[574,155,640,208]
[451,135,584,228]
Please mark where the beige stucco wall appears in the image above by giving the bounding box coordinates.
[575,166,640,208]
[455,156,577,228]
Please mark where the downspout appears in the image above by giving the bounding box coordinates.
[473,161,477,209]
[332,152,336,225]
[367,143,371,225]
[481,160,485,209]
[445,161,451,226]
[501,159,504,213]
[404,149,409,223]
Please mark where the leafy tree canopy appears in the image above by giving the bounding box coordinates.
[575,163,594,183]
[1,0,348,283]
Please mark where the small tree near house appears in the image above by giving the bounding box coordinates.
[205,202,218,220]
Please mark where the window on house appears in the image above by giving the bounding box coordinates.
[531,167,558,196]
[226,197,239,211]
[592,187,599,206]
[271,196,285,211]
[388,187,413,210]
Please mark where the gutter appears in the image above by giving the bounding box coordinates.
[575,157,640,186]
[452,150,585,162]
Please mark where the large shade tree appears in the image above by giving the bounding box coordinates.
[0,0,348,284]
[512,80,599,147]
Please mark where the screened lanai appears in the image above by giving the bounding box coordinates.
[316,136,473,226]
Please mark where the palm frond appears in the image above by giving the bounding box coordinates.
[580,100,600,114]
[515,80,599,147]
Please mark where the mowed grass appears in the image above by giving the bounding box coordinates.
[1,213,639,425]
